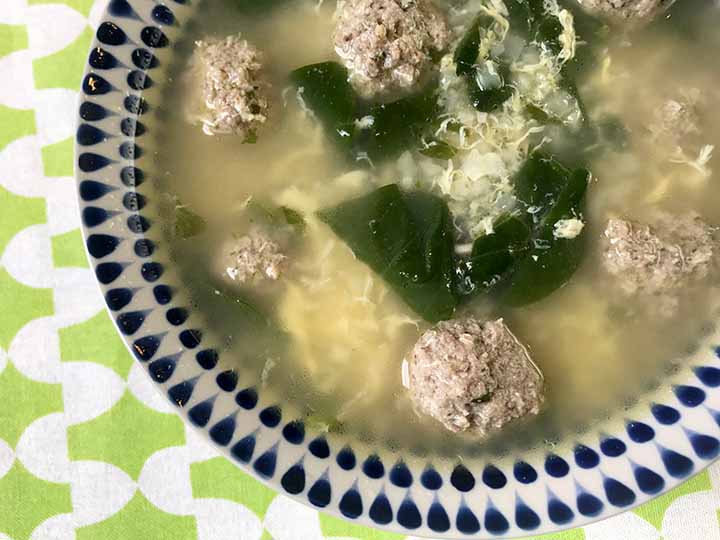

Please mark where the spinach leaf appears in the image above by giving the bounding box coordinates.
[175,205,207,239]
[353,81,440,162]
[466,60,513,112]
[456,215,532,296]
[501,163,590,306]
[289,62,356,149]
[514,152,573,211]
[246,198,306,232]
[419,138,457,159]
[454,15,491,75]
[280,206,306,232]
[318,185,458,322]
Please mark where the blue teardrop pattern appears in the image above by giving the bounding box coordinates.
[127,214,151,234]
[127,70,152,90]
[97,22,126,45]
[633,464,665,495]
[167,377,198,407]
[604,477,636,507]
[124,95,149,115]
[82,207,115,227]
[165,307,188,326]
[687,430,720,460]
[282,421,305,445]
[209,414,236,446]
[121,117,145,137]
[88,47,119,70]
[336,447,356,470]
[421,466,443,490]
[235,387,258,409]
[87,234,120,258]
[105,287,133,311]
[116,310,148,335]
[308,475,332,508]
[215,370,238,392]
[427,499,450,532]
[544,454,570,478]
[674,385,706,407]
[626,421,655,443]
[188,396,215,427]
[576,489,604,517]
[259,406,282,428]
[515,497,540,531]
[82,74,113,96]
[230,434,255,463]
[309,437,330,459]
[121,166,144,187]
[122,192,145,212]
[80,102,109,121]
[397,497,422,529]
[695,366,720,387]
[132,48,158,70]
[179,329,202,349]
[659,446,694,478]
[95,262,126,284]
[253,444,278,478]
[390,461,413,488]
[600,437,626,457]
[363,455,385,479]
[456,503,480,534]
[196,349,218,370]
[369,492,393,525]
[484,504,509,535]
[547,493,574,525]
[79,180,114,201]
[281,462,305,494]
[451,463,475,492]
[574,444,600,469]
[134,239,155,258]
[77,124,109,145]
[148,355,177,383]
[651,403,681,425]
[339,485,363,519]
[513,461,538,484]
[152,4,176,25]
[140,262,163,282]
[108,0,136,17]
[153,285,173,305]
[141,26,169,48]
[132,333,163,361]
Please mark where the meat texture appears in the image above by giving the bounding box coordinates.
[407,318,544,437]
[576,0,674,23]
[334,0,451,98]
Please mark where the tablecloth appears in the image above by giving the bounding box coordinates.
[1,0,720,538]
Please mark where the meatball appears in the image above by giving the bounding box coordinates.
[334,0,451,98]
[576,0,674,22]
[649,93,701,143]
[221,228,287,284]
[191,35,269,139]
[603,213,716,297]
[406,318,544,437]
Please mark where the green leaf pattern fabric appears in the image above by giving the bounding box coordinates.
[0,1,719,538]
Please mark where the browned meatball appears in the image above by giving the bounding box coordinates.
[406,318,544,437]
[191,35,269,139]
[603,213,716,297]
[334,0,451,98]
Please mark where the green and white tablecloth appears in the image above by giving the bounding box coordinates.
[1,0,720,538]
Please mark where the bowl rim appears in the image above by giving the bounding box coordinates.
[74,1,720,537]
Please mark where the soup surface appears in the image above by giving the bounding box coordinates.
[147,0,720,454]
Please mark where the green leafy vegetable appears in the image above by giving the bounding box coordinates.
[289,62,356,149]
[318,184,458,322]
[419,139,458,159]
[525,103,563,125]
[246,199,306,232]
[456,215,532,296]
[175,205,207,239]
[354,82,440,161]
[466,60,513,112]
[514,152,574,211]
[454,15,490,75]
[501,157,591,306]
[280,206,306,232]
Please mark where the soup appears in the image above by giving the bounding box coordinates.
[146,0,720,454]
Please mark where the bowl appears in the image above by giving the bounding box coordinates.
[75,0,720,537]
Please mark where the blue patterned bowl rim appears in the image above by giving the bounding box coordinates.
[74,0,720,537]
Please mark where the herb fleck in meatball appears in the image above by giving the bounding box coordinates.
[576,0,675,23]
[334,0,451,98]
[603,213,716,298]
[223,228,287,283]
[407,318,544,437]
[191,35,269,139]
